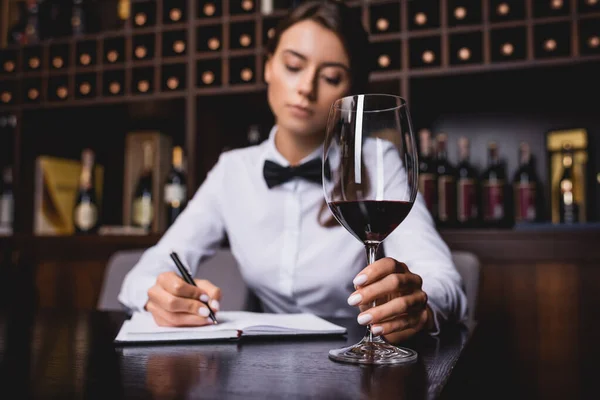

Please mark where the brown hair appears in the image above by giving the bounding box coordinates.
[266,1,372,227]
[266,0,372,95]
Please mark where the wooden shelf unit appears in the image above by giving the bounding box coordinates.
[0,0,599,237]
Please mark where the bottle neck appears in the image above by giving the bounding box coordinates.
[436,140,447,160]
[459,147,470,163]
[142,144,154,172]
[172,147,183,171]
[80,167,92,190]
[80,151,94,189]
[562,152,573,170]
[488,147,499,166]
[420,139,431,157]
[519,146,531,167]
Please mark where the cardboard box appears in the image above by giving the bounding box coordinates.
[34,155,104,235]
[546,128,588,224]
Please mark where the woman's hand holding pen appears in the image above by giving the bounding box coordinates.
[347,258,435,344]
[145,272,221,327]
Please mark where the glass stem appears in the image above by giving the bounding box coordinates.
[365,242,379,343]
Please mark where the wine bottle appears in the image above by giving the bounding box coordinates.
[72,0,86,36]
[456,136,479,226]
[418,129,436,218]
[435,133,456,226]
[132,141,154,231]
[247,125,262,145]
[513,141,541,223]
[8,2,28,45]
[481,142,508,226]
[558,142,579,224]
[10,0,41,45]
[0,166,14,231]
[164,146,187,228]
[73,149,99,234]
[24,0,41,44]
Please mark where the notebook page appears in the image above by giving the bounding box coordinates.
[115,311,241,342]
[235,312,347,334]
[114,311,346,343]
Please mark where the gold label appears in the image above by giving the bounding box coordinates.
[28,88,39,100]
[241,0,253,11]
[80,53,91,65]
[167,77,179,90]
[203,3,216,16]
[240,68,253,82]
[239,34,251,47]
[132,197,153,227]
[164,184,186,204]
[57,87,68,99]
[29,57,40,69]
[74,203,98,230]
[80,82,91,95]
[202,71,215,84]
[135,12,147,26]
[170,8,182,21]
[4,61,15,72]
[376,18,389,32]
[0,92,11,103]
[135,46,147,59]
[107,50,118,63]
[208,37,220,50]
[109,82,121,94]
[52,57,64,69]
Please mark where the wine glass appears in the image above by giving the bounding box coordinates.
[323,94,419,365]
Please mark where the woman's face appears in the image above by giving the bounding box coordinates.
[265,19,351,139]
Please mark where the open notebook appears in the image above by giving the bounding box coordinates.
[114,311,347,344]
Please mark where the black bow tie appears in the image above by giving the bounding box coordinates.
[263,158,331,189]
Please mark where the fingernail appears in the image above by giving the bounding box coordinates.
[357,313,372,325]
[210,299,220,310]
[200,294,210,303]
[353,274,368,286]
[371,326,384,336]
[347,293,362,306]
[199,307,210,317]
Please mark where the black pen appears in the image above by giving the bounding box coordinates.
[169,251,218,325]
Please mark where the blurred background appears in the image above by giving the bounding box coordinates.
[0,0,599,398]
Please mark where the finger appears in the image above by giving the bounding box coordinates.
[371,309,428,338]
[146,300,212,327]
[356,291,428,326]
[158,271,203,299]
[348,273,425,307]
[194,279,222,311]
[352,258,411,288]
[148,282,213,316]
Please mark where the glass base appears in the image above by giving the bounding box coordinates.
[329,335,417,365]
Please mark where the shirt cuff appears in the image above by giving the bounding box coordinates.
[118,274,157,313]
[426,300,445,336]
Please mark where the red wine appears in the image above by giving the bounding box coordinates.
[328,200,413,244]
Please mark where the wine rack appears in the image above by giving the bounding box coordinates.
[0,0,599,228]
[0,0,595,111]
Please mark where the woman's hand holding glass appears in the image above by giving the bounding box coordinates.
[349,258,434,343]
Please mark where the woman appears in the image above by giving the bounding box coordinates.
[118,1,467,344]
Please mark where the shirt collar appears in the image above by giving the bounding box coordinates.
[263,125,324,167]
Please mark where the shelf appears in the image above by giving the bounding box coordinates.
[2,228,598,264]
[440,228,600,262]
[9,234,162,260]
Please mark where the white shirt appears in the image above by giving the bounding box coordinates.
[118,126,468,333]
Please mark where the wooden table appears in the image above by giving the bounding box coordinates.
[0,310,472,399]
